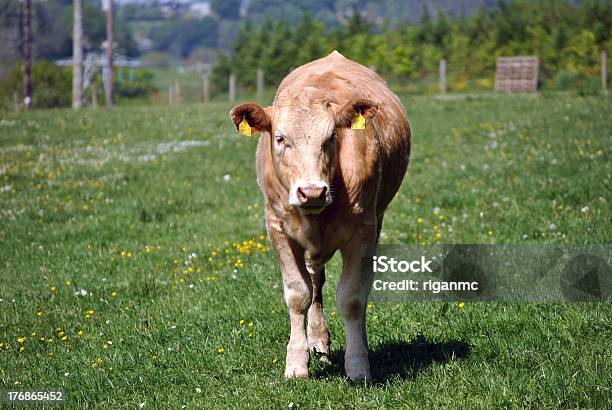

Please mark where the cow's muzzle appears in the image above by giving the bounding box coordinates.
[289,181,331,213]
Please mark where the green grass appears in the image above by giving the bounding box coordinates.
[0,93,610,408]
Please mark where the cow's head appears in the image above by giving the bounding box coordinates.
[231,90,377,214]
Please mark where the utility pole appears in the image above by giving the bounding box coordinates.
[439,59,447,95]
[22,0,32,110]
[257,69,264,101]
[104,0,114,107]
[72,0,84,109]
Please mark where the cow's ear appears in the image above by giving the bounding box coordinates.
[230,103,272,137]
[334,99,378,129]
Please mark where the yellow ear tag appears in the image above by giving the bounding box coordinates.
[238,116,252,137]
[351,110,366,130]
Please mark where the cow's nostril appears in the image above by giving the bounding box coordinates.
[318,186,327,200]
[297,187,308,203]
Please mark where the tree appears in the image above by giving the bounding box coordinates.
[22,0,32,110]
[72,0,83,109]
[211,0,241,20]
[105,0,113,107]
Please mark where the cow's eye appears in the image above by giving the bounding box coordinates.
[275,135,285,144]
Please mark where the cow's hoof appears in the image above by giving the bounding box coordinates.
[284,365,309,379]
[345,354,371,382]
[318,353,331,363]
[347,369,372,384]
[285,347,309,379]
[309,341,331,363]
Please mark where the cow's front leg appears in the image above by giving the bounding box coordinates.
[305,258,330,362]
[268,225,312,379]
[337,219,377,382]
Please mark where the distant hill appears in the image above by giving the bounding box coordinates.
[119,0,499,25]
[119,0,501,58]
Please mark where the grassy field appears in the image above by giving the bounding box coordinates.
[0,93,610,408]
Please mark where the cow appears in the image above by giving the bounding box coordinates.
[230,51,411,381]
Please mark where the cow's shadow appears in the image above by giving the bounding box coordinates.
[312,334,470,384]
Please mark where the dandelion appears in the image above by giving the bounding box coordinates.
[248,322,254,328]
[19,346,25,352]
[458,302,465,308]
[111,291,118,297]
[77,330,84,336]
[217,347,225,353]
[36,310,44,317]
[50,286,57,293]
[17,337,26,343]
[64,280,71,286]
[367,303,374,309]
[417,217,423,224]
[487,230,493,236]
[61,336,68,342]
[272,356,278,364]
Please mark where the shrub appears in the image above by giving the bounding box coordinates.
[0,60,71,110]
[554,70,601,94]
[115,69,157,99]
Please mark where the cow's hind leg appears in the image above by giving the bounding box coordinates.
[306,264,330,362]
[337,220,377,382]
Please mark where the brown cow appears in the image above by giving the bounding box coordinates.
[230,51,411,381]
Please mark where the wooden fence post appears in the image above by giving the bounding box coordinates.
[203,74,210,103]
[439,59,447,94]
[257,69,264,101]
[602,50,608,94]
[229,73,236,102]
[174,80,181,104]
